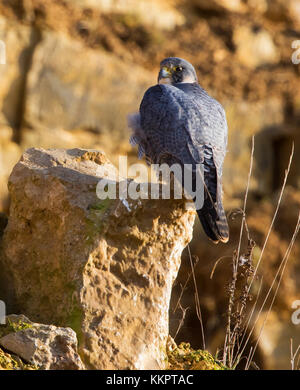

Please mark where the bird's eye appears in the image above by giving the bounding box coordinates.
[175,66,183,72]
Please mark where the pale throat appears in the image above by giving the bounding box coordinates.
[158,77,172,85]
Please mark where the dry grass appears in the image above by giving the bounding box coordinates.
[221,139,300,369]
[290,339,300,370]
[172,137,300,370]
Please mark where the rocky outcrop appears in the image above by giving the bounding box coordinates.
[261,0,300,26]
[192,0,247,13]
[233,25,279,69]
[66,0,185,30]
[192,0,300,25]
[0,148,195,369]
[22,31,153,151]
[0,15,38,130]
[0,126,21,212]
[0,347,36,370]
[0,16,37,212]
[0,314,84,370]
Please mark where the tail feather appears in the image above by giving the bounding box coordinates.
[197,205,229,244]
[193,146,229,244]
[196,184,229,244]
[197,209,219,243]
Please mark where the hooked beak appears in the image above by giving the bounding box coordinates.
[158,67,172,84]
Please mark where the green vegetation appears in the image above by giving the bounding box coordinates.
[88,198,112,213]
[0,319,33,339]
[66,305,83,346]
[167,342,228,370]
[0,347,37,370]
[0,319,37,370]
[85,198,114,242]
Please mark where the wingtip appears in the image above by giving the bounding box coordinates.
[209,234,229,245]
[220,235,229,244]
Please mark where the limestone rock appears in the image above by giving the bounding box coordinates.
[193,0,300,24]
[192,0,247,13]
[246,0,268,14]
[233,26,279,69]
[223,98,284,205]
[0,314,84,370]
[0,126,21,212]
[0,148,195,369]
[0,345,36,370]
[22,31,153,148]
[263,0,300,26]
[0,16,38,129]
[66,0,185,30]
[0,16,35,212]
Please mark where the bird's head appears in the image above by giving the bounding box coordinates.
[158,57,198,85]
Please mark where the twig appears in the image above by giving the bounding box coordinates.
[245,211,300,370]
[290,339,300,370]
[233,142,294,368]
[173,257,199,313]
[174,303,190,340]
[187,244,206,350]
[222,135,254,367]
[210,256,232,280]
[233,275,263,367]
[246,143,294,295]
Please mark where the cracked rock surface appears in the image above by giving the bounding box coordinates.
[0,148,195,369]
[0,314,84,370]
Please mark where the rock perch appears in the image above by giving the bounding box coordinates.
[0,148,195,369]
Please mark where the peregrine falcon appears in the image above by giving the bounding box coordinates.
[129,57,229,244]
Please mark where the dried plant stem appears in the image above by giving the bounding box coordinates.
[235,212,299,368]
[173,257,199,314]
[222,136,254,367]
[232,276,263,366]
[174,303,190,340]
[246,143,294,295]
[210,256,232,280]
[232,142,294,368]
[245,211,300,370]
[290,339,300,370]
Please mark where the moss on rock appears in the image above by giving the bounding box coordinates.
[0,319,33,339]
[167,342,227,370]
[0,347,37,370]
[0,318,38,370]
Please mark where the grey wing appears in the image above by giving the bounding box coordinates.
[128,113,147,160]
[137,83,229,243]
[188,86,228,241]
[139,84,207,166]
[175,83,228,174]
[139,84,208,211]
